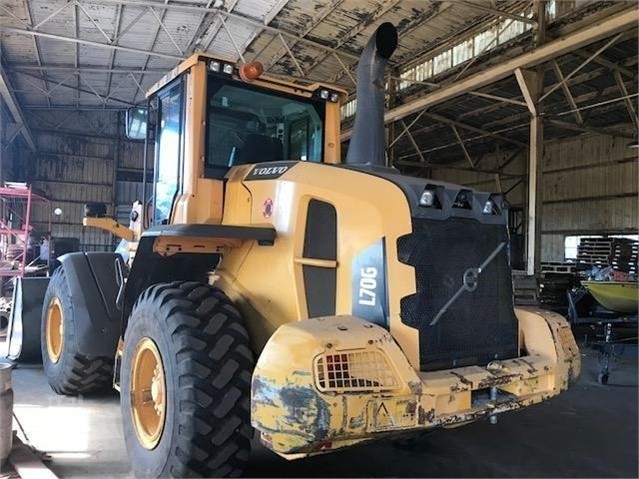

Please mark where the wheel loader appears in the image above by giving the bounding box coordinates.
[40,23,580,478]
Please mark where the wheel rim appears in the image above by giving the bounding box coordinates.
[46,298,64,363]
[130,337,166,450]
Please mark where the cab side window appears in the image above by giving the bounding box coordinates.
[153,82,183,224]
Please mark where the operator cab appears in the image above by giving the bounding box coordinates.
[124,53,345,226]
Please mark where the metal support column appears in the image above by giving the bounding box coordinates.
[527,101,543,275]
[387,70,397,167]
[516,0,546,276]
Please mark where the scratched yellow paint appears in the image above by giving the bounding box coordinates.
[251,310,580,457]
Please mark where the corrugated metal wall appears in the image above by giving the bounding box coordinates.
[12,112,145,252]
[29,131,116,251]
[431,133,638,262]
[0,102,20,184]
[538,134,637,260]
[8,115,636,263]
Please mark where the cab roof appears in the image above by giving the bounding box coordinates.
[146,53,347,101]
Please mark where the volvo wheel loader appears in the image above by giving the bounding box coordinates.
[40,23,580,478]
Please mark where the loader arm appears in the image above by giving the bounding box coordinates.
[83,217,135,243]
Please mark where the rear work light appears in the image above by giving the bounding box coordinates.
[209,60,234,76]
[316,88,340,103]
[419,185,443,208]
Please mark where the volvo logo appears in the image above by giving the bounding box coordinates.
[245,162,295,181]
[429,241,507,326]
[254,166,288,176]
[462,268,479,292]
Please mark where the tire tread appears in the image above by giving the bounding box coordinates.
[43,267,114,396]
[126,281,254,478]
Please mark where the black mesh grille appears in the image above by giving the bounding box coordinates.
[398,217,519,371]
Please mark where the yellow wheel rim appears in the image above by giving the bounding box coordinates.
[130,337,166,450]
[46,298,64,363]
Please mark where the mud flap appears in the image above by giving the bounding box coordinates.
[57,252,122,357]
[2,277,50,362]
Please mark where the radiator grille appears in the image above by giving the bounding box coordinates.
[398,217,519,371]
[314,351,399,392]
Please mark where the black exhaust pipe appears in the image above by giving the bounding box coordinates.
[345,22,398,167]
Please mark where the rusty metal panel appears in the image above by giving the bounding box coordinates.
[540,134,638,237]
[541,234,567,262]
[33,155,113,185]
[433,134,637,206]
[29,113,121,138]
[21,130,117,252]
[543,134,631,172]
[118,141,145,170]
[33,181,112,204]
[116,180,143,204]
[543,162,637,202]
[542,197,638,233]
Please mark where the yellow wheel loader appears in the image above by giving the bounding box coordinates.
[40,23,580,478]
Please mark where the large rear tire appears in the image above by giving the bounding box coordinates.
[121,281,254,478]
[41,267,114,395]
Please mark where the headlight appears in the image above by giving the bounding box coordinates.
[223,63,234,75]
[320,89,330,100]
[483,200,494,214]
[419,189,435,207]
[330,92,340,103]
[209,61,221,72]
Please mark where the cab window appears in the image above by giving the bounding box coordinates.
[153,81,183,224]
[205,77,325,178]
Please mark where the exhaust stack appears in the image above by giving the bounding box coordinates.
[345,22,398,167]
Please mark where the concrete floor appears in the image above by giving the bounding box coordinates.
[6,339,638,478]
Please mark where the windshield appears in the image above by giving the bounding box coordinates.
[205,76,325,178]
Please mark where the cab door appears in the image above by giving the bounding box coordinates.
[152,79,185,226]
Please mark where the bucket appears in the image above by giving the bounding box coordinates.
[0,362,13,465]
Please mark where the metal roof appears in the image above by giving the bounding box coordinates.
[0,0,561,107]
[0,0,637,166]
[383,32,638,166]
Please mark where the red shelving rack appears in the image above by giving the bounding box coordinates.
[0,183,51,292]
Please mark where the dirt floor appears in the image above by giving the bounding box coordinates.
[3,336,638,478]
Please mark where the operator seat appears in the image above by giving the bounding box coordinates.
[235,134,284,165]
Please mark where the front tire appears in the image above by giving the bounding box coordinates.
[41,267,114,395]
[121,281,254,478]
